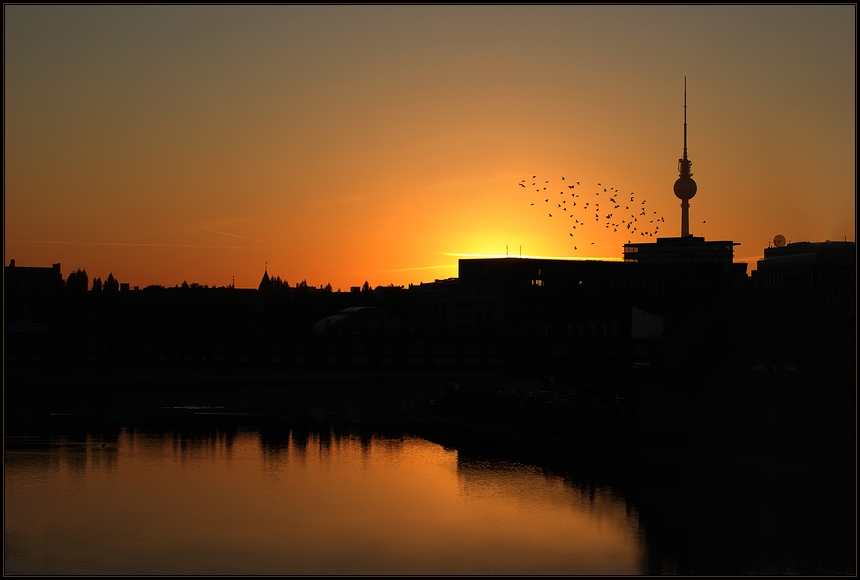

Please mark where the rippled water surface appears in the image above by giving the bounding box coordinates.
[5,427,647,575]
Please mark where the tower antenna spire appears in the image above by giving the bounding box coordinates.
[683,76,688,161]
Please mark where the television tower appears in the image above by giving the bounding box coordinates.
[673,77,697,237]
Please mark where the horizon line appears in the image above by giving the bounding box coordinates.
[443,252,620,261]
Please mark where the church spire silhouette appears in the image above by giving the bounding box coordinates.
[258,262,271,292]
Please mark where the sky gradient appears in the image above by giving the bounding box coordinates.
[5,5,855,290]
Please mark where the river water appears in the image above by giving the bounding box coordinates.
[4,421,855,575]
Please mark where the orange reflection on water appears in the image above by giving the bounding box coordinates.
[5,428,645,575]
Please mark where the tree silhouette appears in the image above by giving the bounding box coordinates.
[104,272,119,292]
[91,277,102,292]
[362,280,372,292]
[272,276,289,292]
[66,269,88,292]
[323,283,333,293]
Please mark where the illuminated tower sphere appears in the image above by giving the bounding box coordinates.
[673,78,697,237]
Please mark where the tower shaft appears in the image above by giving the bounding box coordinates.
[681,199,690,238]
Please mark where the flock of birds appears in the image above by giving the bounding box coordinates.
[520,175,669,250]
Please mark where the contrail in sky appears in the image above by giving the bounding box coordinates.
[8,240,257,250]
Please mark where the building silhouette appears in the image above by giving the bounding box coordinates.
[4,259,63,298]
[752,238,855,318]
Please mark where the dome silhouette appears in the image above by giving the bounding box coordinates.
[674,175,697,200]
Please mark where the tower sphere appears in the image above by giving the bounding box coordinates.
[673,175,697,200]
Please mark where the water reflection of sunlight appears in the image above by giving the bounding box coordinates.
[6,425,855,575]
[252,429,644,575]
[454,457,643,573]
[5,427,645,575]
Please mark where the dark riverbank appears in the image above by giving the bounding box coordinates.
[4,373,462,434]
[405,373,856,474]
[6,363,855,474]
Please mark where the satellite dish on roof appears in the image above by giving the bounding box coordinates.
[774,234,786,248]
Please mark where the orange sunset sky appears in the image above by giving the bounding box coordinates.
[5,5,855,290]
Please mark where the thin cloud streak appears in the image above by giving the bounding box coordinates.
[200,229,265,244]
[346,264,453,275]
[8,240,257,250]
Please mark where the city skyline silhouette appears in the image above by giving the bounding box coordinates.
[5,6,854,291]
